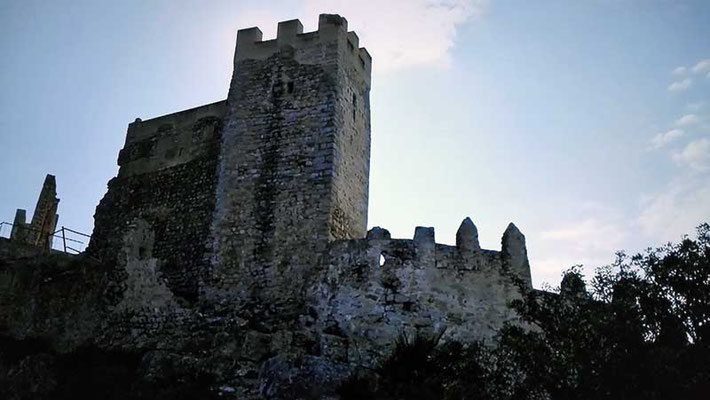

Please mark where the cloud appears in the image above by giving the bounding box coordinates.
[541,219,626,250]
[532,217,627,287]
[672,66,687,75]
[675,113,700,126]
[673,138,710,171]
[668,78,692,91]
[692,59,710,74]
[649,129,684,149]
[638,174,710,243]
[302,0,488,71]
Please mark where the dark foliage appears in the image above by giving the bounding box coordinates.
[339,331,491,400]
[0,335,218,400]
[341,223,710,400]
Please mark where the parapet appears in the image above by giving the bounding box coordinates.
[117,100,226,177]
[329,217,532,286]
[234,14,371,77]
[321,218,532,350]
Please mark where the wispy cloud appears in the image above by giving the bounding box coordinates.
[303,0,488,71]
[673,138,710,171]
[638,174,710,242]
[675,113,700,126]
[541,219,626,247]
[672,66,687,75]
[533,217,627,286]
[649,129,684,149]
[668,78,692,91]
[692,59,710,74]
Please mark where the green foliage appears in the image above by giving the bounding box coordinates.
[341,223,710,400]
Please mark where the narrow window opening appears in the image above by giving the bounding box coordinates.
[178,147,184,157]
[379,254,386,267]
[287,81,294,94]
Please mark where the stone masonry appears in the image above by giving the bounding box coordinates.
[10,174,59,250]
[0,14,533,399]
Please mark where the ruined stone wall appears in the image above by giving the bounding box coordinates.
[0,15,538,399]
[209,15,372,304]
[308,222,532,366]
[0,238,103,350]
[90,101,225,302]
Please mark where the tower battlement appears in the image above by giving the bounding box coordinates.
[234,14,372,80]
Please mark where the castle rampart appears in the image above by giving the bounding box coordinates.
[312,221,531,364]
[0,14,535,399]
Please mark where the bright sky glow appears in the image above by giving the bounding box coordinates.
[1,0,709,287]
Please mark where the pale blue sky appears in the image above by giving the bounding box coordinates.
[1,0,708,286]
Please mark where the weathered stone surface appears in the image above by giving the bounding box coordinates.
[366,226,390,240]
[9,175,59,250]
[0,14,533,399]
[456,217,480,252]
[502,222,532,287]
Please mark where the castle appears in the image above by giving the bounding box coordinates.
[1,15,533,398]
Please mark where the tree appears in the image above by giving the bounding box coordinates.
[341,223,710,400]
[495,223,710,399]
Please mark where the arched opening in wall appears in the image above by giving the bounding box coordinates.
[379,253,386,267]
[287,81,294,94]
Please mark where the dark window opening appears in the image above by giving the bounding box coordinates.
[139,246,148,260]
[287,81,294,94]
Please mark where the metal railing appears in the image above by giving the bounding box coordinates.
[0,221,91,254]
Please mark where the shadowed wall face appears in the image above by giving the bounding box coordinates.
[10,174,59,250]
[90,102,226,302]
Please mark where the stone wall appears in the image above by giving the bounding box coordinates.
[90,101,225,302]
[308,222,531,366]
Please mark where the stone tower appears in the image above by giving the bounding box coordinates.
[209,15,372,298]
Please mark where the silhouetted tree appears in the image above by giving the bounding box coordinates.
[341,223,710,400]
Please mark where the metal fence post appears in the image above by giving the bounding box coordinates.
[62,226,67,253]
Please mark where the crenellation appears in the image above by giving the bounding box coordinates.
[456,217,480,252]
[346,31,359,50]
[277,19,304,41]
[233,15,371,83]
[501,222,532,287]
